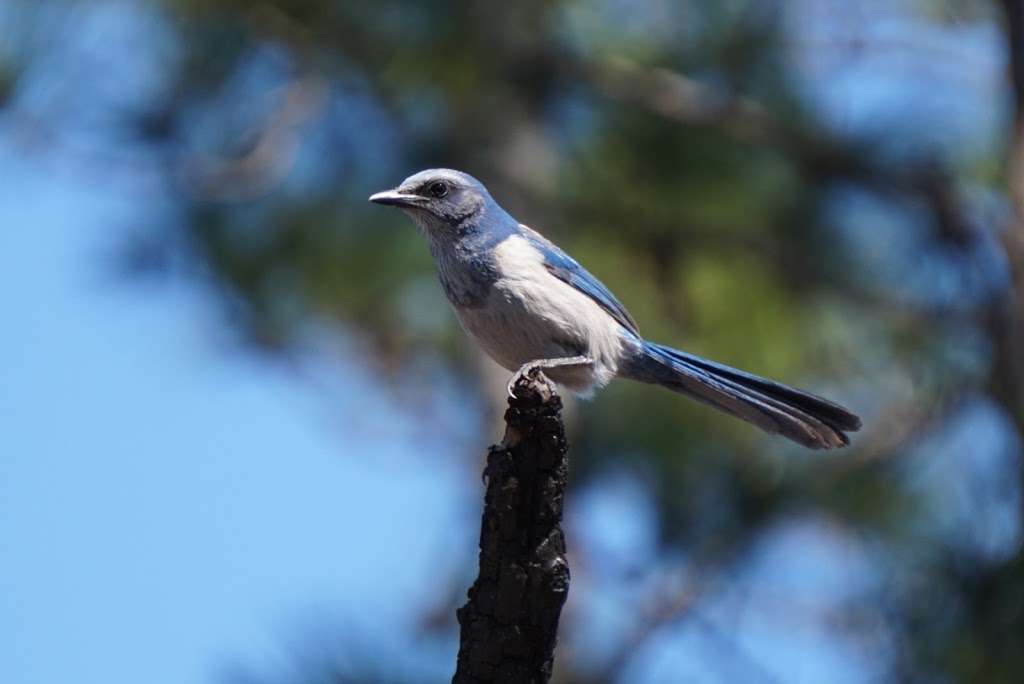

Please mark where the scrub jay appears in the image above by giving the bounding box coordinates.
[370,169,861,449]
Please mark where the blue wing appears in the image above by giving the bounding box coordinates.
[519,225,640,336]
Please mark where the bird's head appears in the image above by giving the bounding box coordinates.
[369,168,493,236]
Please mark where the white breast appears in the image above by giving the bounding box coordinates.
[453,234,625,395]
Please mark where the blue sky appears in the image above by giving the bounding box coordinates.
[0,146,473,683]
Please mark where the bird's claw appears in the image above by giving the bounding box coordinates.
[507,363,543,398]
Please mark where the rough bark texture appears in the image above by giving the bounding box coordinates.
[452,374,570,684]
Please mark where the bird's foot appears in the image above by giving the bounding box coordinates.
[507,362,545,398]
[506,355,593,398]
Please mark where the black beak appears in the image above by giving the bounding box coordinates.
[368,189,422,208]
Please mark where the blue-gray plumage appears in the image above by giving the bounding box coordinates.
[370,169,861,449]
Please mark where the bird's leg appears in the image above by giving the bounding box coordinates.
[507,355,594,397]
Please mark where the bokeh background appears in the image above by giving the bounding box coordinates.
[2,0,1022,682]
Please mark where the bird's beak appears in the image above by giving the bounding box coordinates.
[368,189,422,208]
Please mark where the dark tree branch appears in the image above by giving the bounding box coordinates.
[453,375,570,684]
[994,0,1024,428]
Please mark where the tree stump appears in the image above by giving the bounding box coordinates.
[452,374,571,684]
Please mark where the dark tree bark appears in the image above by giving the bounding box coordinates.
[452,375,571,684]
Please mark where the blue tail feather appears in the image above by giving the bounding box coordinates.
[620,341,860,449]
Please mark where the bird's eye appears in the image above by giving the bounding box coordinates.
[428,181,449,198]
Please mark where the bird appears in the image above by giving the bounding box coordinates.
[369,169,861,449]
